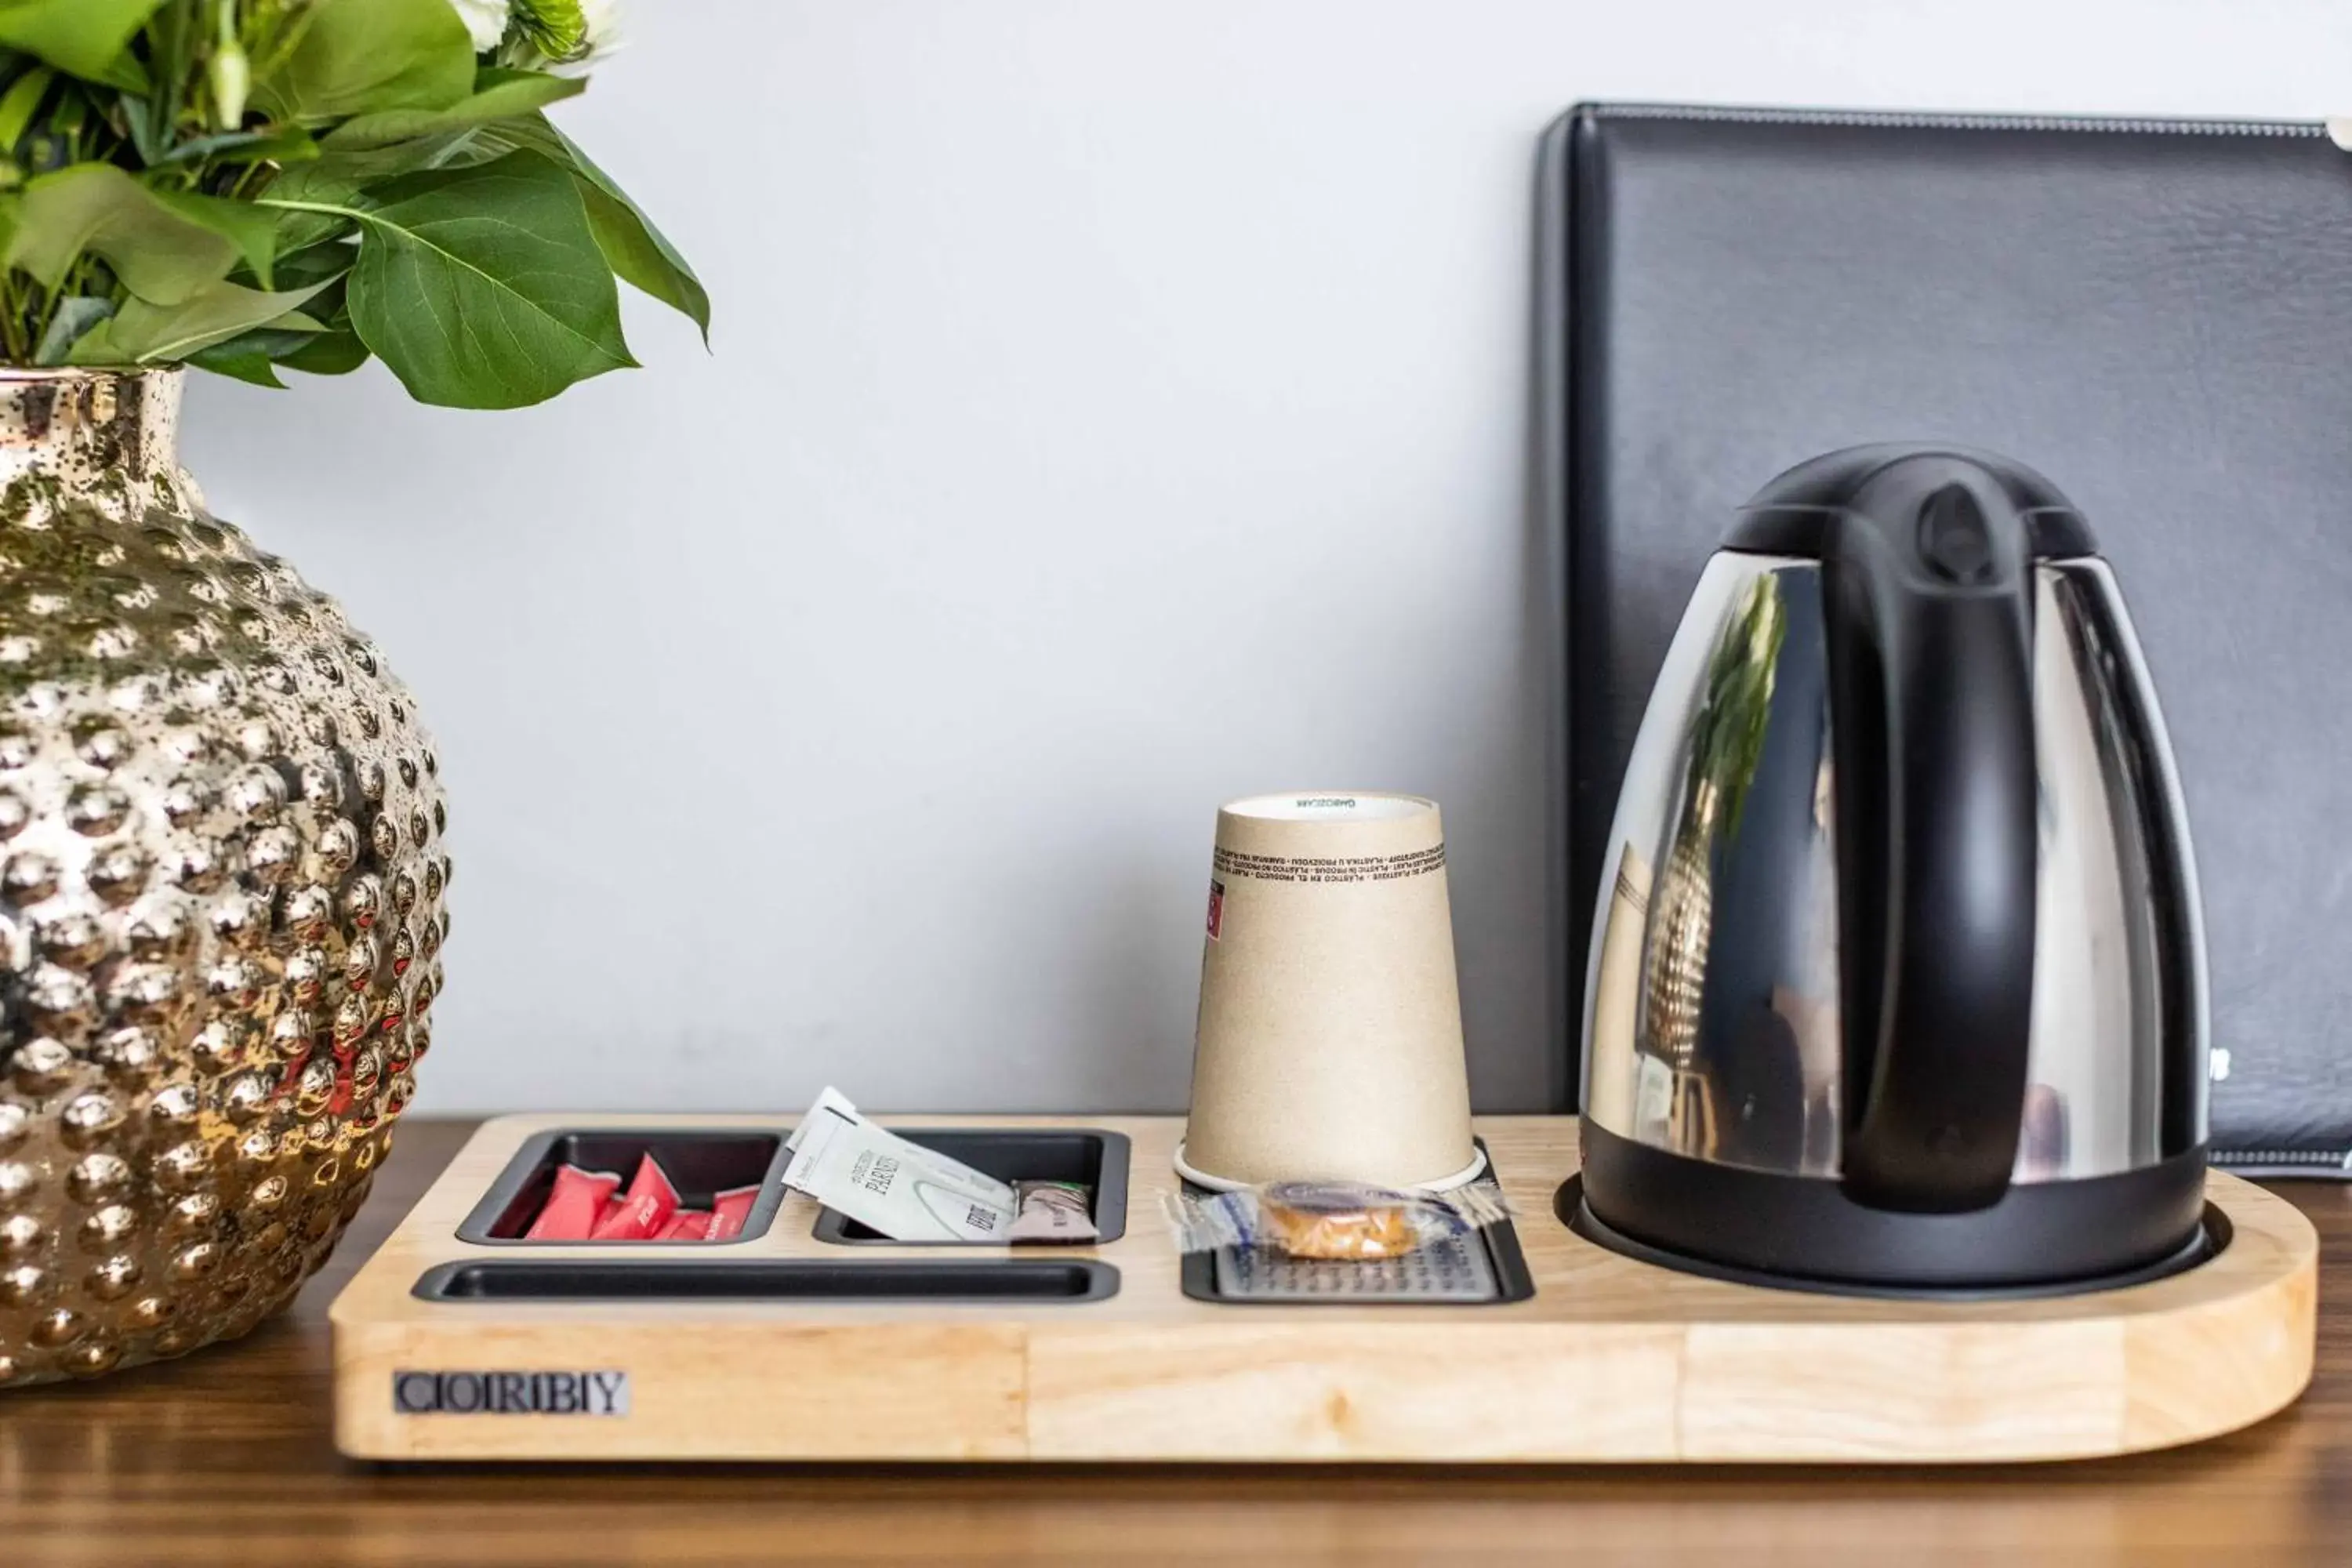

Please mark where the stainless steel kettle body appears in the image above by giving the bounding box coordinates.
[1577,446,2210,1290]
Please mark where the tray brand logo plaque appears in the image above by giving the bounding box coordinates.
[394,1370,630,1417]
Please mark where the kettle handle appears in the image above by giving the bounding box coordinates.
[1827,474,2039,1214]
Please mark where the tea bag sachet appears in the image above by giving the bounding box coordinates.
[782,1087,1018,1242]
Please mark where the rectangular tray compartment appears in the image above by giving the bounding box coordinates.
[811,1128,1130,1245]
[1181,1221,1536,1305]
[414,1258,1120,1303]
[1177,1141,1534,1305]
[459,1129,791,1246]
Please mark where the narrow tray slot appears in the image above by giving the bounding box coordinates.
[459,1130,791,1245]
[812,1129,1131,1246]
[414,1259,1120,1303]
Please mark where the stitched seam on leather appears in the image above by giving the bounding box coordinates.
[2215,1149,2352,1163]
[1588,103,2323,138]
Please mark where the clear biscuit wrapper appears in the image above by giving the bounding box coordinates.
[1162,1178,1510,1261]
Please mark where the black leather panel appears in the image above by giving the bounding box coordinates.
[1545,105,2352,1168]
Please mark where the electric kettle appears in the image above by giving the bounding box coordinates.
[1575,445,2210,1290]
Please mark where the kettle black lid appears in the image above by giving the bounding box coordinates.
[1723,444,2099,560]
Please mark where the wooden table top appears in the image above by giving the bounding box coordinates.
[5,1118,2347,1567]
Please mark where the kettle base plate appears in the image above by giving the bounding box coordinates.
[1560,1178,2224,1302]
[1570,1122,2215,1290]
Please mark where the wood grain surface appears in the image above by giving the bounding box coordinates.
[5,1117,2349,1566]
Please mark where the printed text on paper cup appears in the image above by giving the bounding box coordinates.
[1211,846,1446,884]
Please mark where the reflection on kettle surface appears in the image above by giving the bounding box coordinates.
[1635,571,1794,1166]
[1591,561,1844,1176]
[1584,551,2205,1186]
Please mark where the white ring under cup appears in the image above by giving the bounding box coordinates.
[1172,1140,1490,1194]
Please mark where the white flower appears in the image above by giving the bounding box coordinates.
[448,0,511,53]
[581,0,621,49]
[558,0,622,73]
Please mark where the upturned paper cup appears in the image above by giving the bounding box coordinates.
[1177,792,1481,1191]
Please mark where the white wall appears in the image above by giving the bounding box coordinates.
[181,0,2352,1115]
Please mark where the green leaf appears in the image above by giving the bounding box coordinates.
[261,157,378,252]
[576,169,710,343]
[556,120,708,339]
[266,150,634,409]
[325,68,586,151]
[157,128,323,168]
[0,65,54,149]
[261,136,474,252]
[277,327,369,376]
[273,239,358,290]
[152,188,278,289]
[274,260,353,358]
[68,278,329,365]
[32,294,111,365]
[190,314,358,385]
[479,114,709,341]
[117,87,164,166]
[187,344,286,389]
[253,0,476,126]
[0,0,163,93]
[129,0,188,154]
[5,164,241,304]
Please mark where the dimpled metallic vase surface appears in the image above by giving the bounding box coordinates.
[0,368,448,1385]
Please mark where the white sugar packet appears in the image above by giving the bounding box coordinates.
[782,1087,1017,1242]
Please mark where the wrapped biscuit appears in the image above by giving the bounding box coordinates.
[1163,1179,1508,1261]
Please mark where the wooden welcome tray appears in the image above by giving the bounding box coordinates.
[331,1114,2316,1464]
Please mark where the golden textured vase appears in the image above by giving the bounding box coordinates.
[0,368,448,1385]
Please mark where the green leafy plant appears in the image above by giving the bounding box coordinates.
[0,0,705,408]
[1684,572,1787,844]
